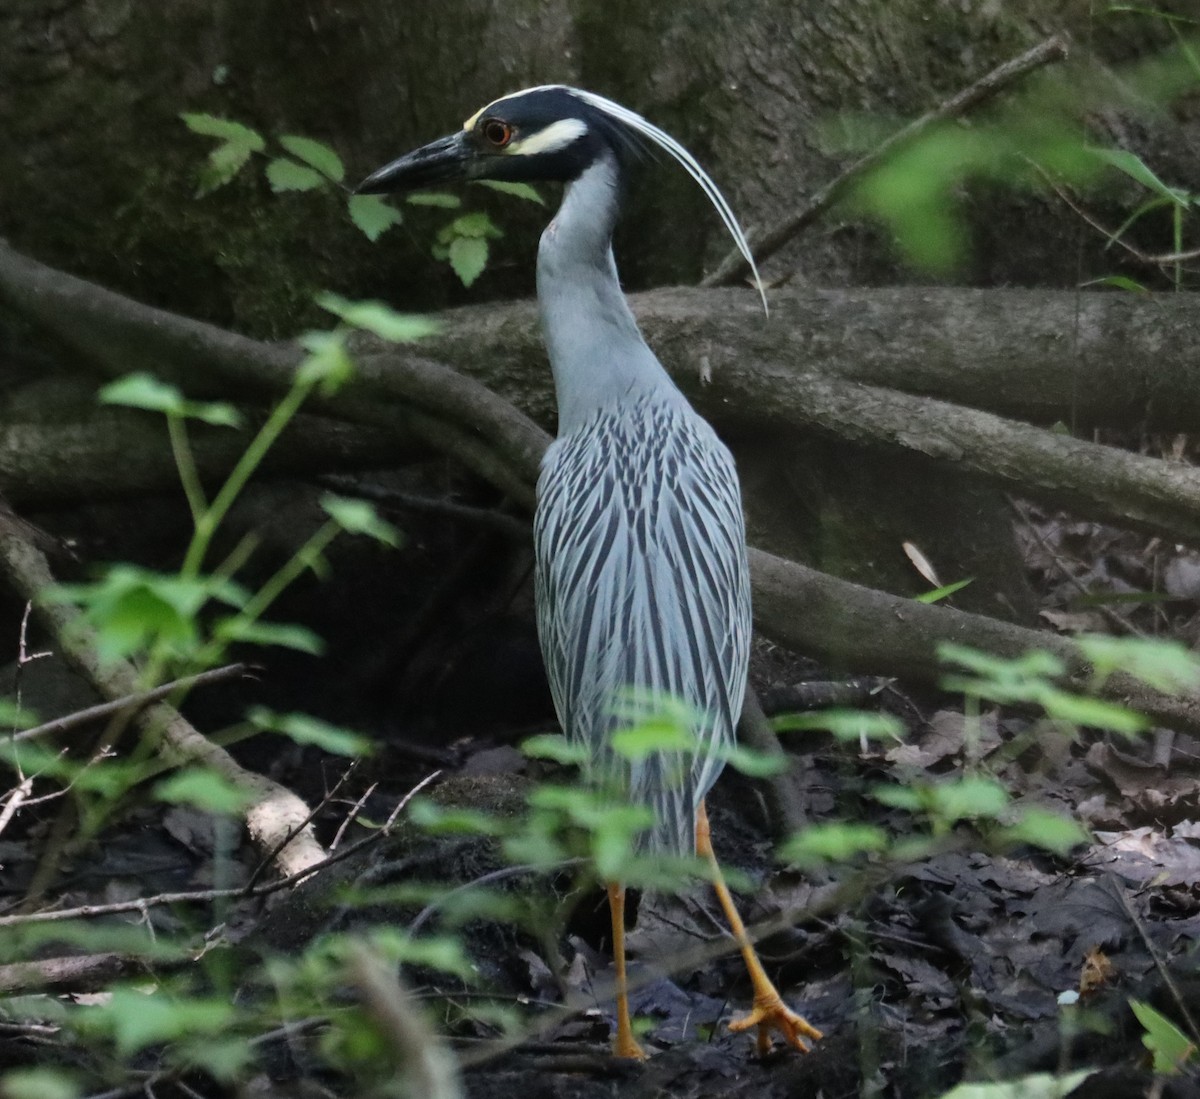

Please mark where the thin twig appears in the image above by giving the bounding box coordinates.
[331,780,378,850]
[12,663,253,743]
[243,759,359,890]
[0,769,444,929]
[1113,874,1200,1043]
[704,35,1070,287]
[1030,161,1200,270]
[0,776,33,839]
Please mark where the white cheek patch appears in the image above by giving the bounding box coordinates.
[506,118,588,156]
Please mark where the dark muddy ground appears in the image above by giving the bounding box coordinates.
[3,496,1200,1098]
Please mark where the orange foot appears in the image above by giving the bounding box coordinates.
[613,1031,649,1061]
[728,993,823,1056]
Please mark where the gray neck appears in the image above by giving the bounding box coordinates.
[536,150,680,435]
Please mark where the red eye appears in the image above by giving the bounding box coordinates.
[481,119,513,148]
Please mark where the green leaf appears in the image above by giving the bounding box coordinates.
[773,708,904,742]
[196,141,253,195]
[154,767,252,814]
[999,809,1088,855]
[1080,274,1150,293]
[296,329,355,394]
[592,810,653,879]
[249,708,372,757]
[934,1069,1096,1099]
[216,617,325,654]
[717,744,786,777]
[265,157,325,193]
[871,785,925,811]
[1130,999,1196,1074]
[99,373,185,415]
[610,722,696,761]
[521,734,588,765]
[939,643,1064,682]
[1078,635,1200,693]
[1091,147,1188,203]
[347,193,403,241]
[80,987,236,1055]
[316,292,440,342]
[320,494,402,547]
[180,114,265,150]
[448,235,488,287]
[1038,688,1148,736]
[48,566,239,664]
[373,931,473,979]
[473,179,545,204]
[445,211,503,239]
[99,373,242,427]
[0,1068,81,1099]
[915,577,974,604]
[928,776,1009,823]
[0,698,37,729]
[780,822,889,866]
[278,134,344,181]
[405,191,462,208]
[177,1036,253,1081]
[408,798,507,836]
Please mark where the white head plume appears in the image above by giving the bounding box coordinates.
[549,86,769,315]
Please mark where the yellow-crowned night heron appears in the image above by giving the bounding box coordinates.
[358,85,821,1059]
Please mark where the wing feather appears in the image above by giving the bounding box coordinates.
[534,396,751,855]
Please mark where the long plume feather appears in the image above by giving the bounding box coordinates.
[544,86,769,315]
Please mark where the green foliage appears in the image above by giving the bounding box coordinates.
[1077,635,1200,694]
[1130,999,1197,1073]
[916,577,974,604]
[278,134,346,182]
[154,767,255,815]
[100,373,242,428]
[433,212,504,288]
[933,1069,1096,1099]
[321,493,403,547]
[77,986,239,1057]
[406,191,463,208]
[182,112,533,284]
[828,33,1200,280]
[0,699,37,729]
[0,1068,82,1099]
[939,643,1150,736]
[316,292,439,343]
[346,193,404,241]
[49,566,246,666]
[780,822,889,867]
[265,157,326,193]
[473,179,545,204]
[249,708,373,758]
[181,114,265,196]
[773,708,904,742]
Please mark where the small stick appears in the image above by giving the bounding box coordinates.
[12,663,253,743]
[0,768,444,929]
[704,35,1070,287]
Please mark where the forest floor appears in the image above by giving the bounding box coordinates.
[4,501,1200,1099]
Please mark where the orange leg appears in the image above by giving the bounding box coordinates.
[696,799,823,1055]
[607,882,648,1059]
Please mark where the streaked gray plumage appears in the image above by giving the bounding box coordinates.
[533,147,751,855]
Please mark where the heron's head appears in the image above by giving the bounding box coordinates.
[356,86,638,192]
[356,85,766,311]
